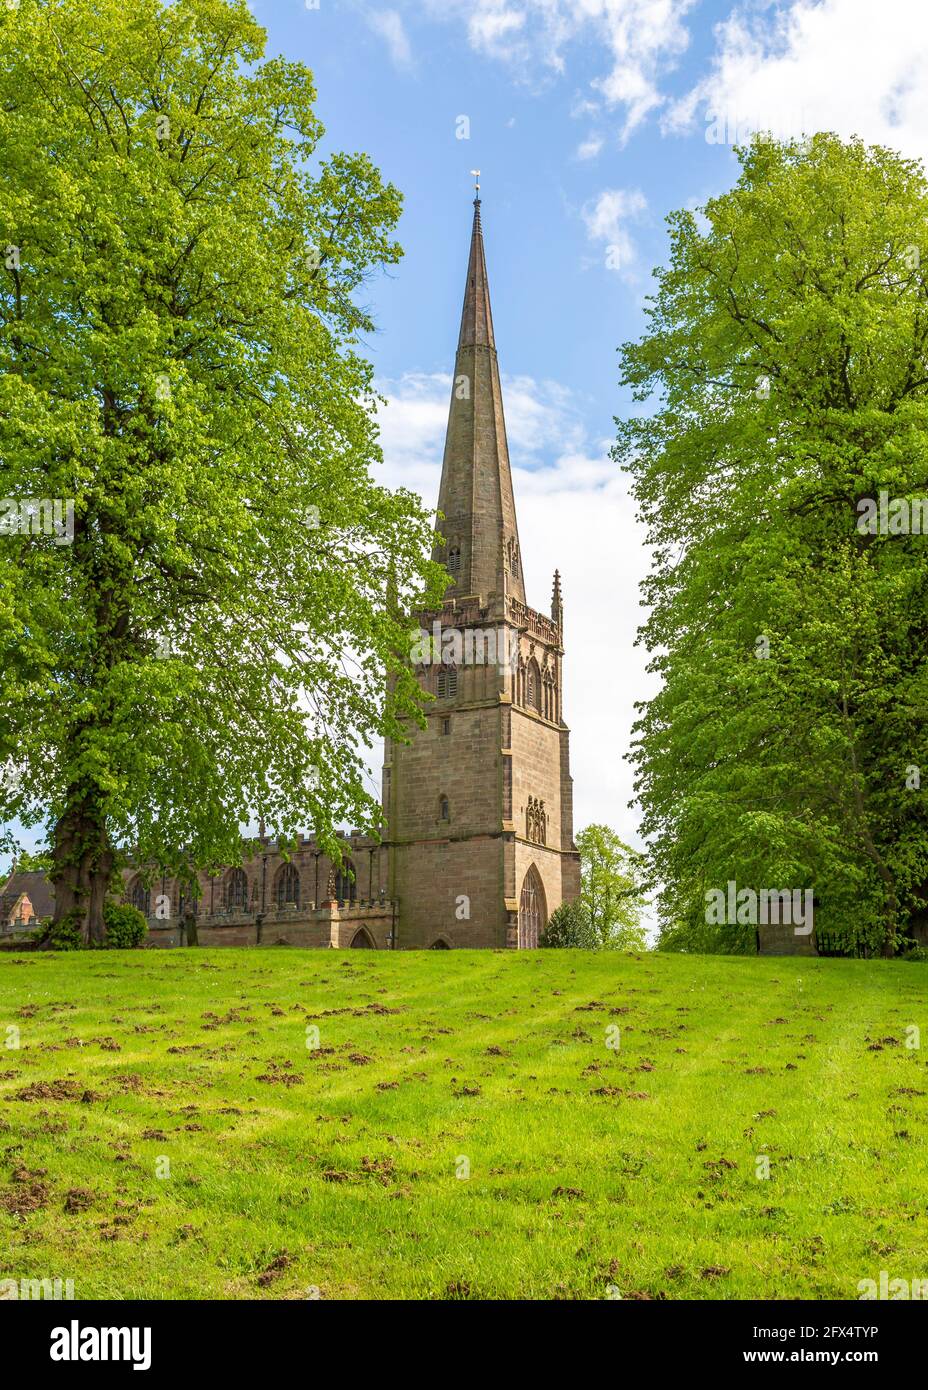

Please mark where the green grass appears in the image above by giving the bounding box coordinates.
[0,948,925,1300]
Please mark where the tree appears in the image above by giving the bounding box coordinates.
[0,0,444,943]
[576,824,648,950]
[616,134,928,956]
[8,848,52,874]
[540,900,597,949]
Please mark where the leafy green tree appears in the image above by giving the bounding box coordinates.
[0,0,444,942]
[616,134,928,956]
[576,824,648,950]
[9,848,52,874]
[540,900,597,949]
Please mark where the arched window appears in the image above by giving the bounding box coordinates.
[437,667,458,699]
[225,868,248,911]
[128,875,150,917]
[439,795,450,822]
[334,862,356,903]
[447,546,461,575]
[526,658,541,712]
[518,866,547,950]
[543,670,556,721]
[276,863,300,909]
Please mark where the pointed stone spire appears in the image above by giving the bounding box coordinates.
[434,193,525,611]
[457,196,495,350]
[551,569,563,628]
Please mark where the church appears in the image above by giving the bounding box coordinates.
[117,196,581,950]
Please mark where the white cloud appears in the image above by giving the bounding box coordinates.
[576,133,604,160]
[372,370,656,852]
[368,8,414,70]
[665,0,928,158]
[469,6,527,54]
[581,186,647,276]
[422,0,696,142]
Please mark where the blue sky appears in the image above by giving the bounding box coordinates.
[7,0,928,871]
[253,0,928,849]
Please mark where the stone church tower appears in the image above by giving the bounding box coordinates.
[382,196,581,948]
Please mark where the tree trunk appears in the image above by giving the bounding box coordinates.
[50,800,114,946]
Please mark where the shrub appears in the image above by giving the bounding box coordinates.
[103,903,148,949]
[540,901,597,949]
[41,916,84,952]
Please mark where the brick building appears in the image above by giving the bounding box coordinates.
[0,869,52,935]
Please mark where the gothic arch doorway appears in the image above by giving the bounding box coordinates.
[429,937,451,950]
[518,865,546,950]
[349,927,374,949]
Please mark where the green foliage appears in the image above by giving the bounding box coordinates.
[540,900,597,949]
[9,849,52,873]
[102,902,148,949]
[40,915,84,952]
[617,134,928,956]
[0,0,446,936]
[576,824,648,950]
[656,911,755,956]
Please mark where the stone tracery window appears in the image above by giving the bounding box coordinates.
[543,668,557,722]
[526,657,541,713]
[225,867,248,911]
[276,863,300,909]
[335,862,356,903]
[128,875,150,917]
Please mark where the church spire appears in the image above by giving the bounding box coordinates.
[434,190,525,610]
[457,192,495,350]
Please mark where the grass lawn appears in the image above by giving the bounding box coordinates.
[0,947,925,1300]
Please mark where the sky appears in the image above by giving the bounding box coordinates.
[8,0,928,871]
[253,0,928,851]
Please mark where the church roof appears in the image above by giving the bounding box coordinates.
[434,196,525,613]
[0,870,54,922]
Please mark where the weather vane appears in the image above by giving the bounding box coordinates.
[470,169,481,197]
